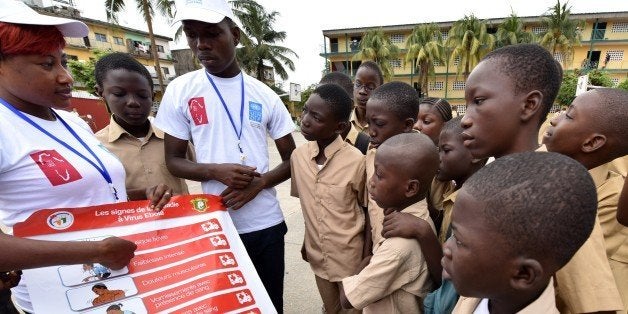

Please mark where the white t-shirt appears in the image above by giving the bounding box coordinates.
[0,105,127,312]
[155,70,294,233]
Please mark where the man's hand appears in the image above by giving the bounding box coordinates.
[212,164,260,189]
[145,184,173,211]
[382,210,426,239]
[220,176,266,210]
[0,270,21,291]
[95,237,137,270]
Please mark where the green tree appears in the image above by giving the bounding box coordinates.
[236,5,298,81]
[538,0,584,65]
[68,49,112,95]
[618,79,628,91]
[405,24,444,97]
[446,14,495,78]
[353,28,400,80]
[105,0,173,94]
[495,13,535,47]
[556,69,613,106]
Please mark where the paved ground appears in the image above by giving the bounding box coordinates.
[188,131,320,313]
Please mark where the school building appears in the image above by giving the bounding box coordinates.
[320,11,628,113]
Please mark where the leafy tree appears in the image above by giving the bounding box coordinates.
[68,49,112,95]
[236,5,298,81]
[618,79,628,91]
[538,0,584,65]
[105,0,173,94]
[446,14,495,78]
[353,28,400,80]
[495,13,535,47]
[405,24,444,97]
[556,69,613,106]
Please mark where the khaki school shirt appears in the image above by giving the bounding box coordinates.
[290,136,366,281]
[609,155,628,177]
[428,178,455,214]
[365,148,385,246]
[590,163,628,263]
[453,280,558,314]
[95,117,189,195]
[345,123,360,146]
[439,188,459,244]
[350,108,368,133]
[342,202,435,313]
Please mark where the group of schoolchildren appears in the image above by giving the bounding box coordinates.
[291,43,628,313]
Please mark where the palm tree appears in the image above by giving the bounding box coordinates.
[353,28,400,80]
[446,15,495,78]
[236,5,298,81]
[105,0,173,95]
[495,13,535,47]
[538,0,584,65]
[405,24,444,97]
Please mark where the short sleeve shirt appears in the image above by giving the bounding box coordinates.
[290,136,366,281]
[453,280,559,314]
[154,70,294,233]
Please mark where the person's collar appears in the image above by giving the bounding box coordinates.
[106,116,162,142]
[588,162,611,189]
[307,135,345,161]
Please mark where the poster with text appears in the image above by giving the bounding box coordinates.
[13,194,274,314]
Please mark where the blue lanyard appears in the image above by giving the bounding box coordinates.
[0,98,119,201]
[205,71,246,159]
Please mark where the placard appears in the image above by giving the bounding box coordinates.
[13,194,274,314]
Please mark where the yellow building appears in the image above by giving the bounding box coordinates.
[30,4,176,96]
[321,11,628,112]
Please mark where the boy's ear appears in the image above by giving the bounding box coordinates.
[509,257,543,291]
[336,121,349,135]
[520,90,543,123]
[403,118,415,132]
[582,133,607,153]
[405,179,420,198]
[95,85,103,97]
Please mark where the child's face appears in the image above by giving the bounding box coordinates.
[99,69,153,127]
[300,93,342,142]
[543,92,598,158]
[366,98,411,148]
[414,103,445,144]
[353,67,381,112]
[441,190,512,297]
[368,150,407,209]
[437,131,475,182]
[461,60,525,159]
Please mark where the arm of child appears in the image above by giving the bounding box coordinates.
[618,176,628,226]
[163,134,261,189]
[382,211,443,286]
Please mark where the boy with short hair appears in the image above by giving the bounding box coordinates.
[340,132,438,313]
[460,43,623,313]
[290,83,366,314]
[443,152,598,313]
[543,88,628,311]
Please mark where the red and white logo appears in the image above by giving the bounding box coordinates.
[188,97,209,126]
[30,150,82,186]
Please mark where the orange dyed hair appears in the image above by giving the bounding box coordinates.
[0,22,66,57]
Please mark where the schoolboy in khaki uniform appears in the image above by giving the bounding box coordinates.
[290,84,365,313]
[543,88,628,311]
[460,44,623,313]
[351,61,384,133]
[443,152,598,314]
[340,133,438,313]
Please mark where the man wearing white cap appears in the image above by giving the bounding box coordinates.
[155,0,296,312]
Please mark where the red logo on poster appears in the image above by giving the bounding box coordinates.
[30,150,82,186]
[188,97,209,126]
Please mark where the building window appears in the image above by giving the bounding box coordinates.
[606,50,624,61]
[390,34,404,44]
[66,54,78,61]
[611,78,620,86]
[162,67,170,75]
[453,56,460,66]
[157,45,165,53]
[113,37,124,45]
[95,33,107,42]
[452,81,465,90]
[611,22,628,33]
[389,59,402,68]
[531,26,547,35]
[429,81,444,90]
[433,59,441,66]
[441,30,448,41]
[457,105,466,115]
[553,52,563,63]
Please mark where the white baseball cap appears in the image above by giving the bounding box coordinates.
[172,0,238,26]
[0,0,88,37]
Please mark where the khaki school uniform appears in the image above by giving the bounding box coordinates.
[454,280,558,314]
[590,163,628,312]
[345,123,360,146]
[610,155,628,177]
[439,188,459,244]
[365,148,384,246]
[290,136,366,313]
[427,178,455,215]
[350,109,368,133]
[95,117,189,195]
[342,202,435,313]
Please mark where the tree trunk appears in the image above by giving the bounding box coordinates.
[142,0,165,98]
